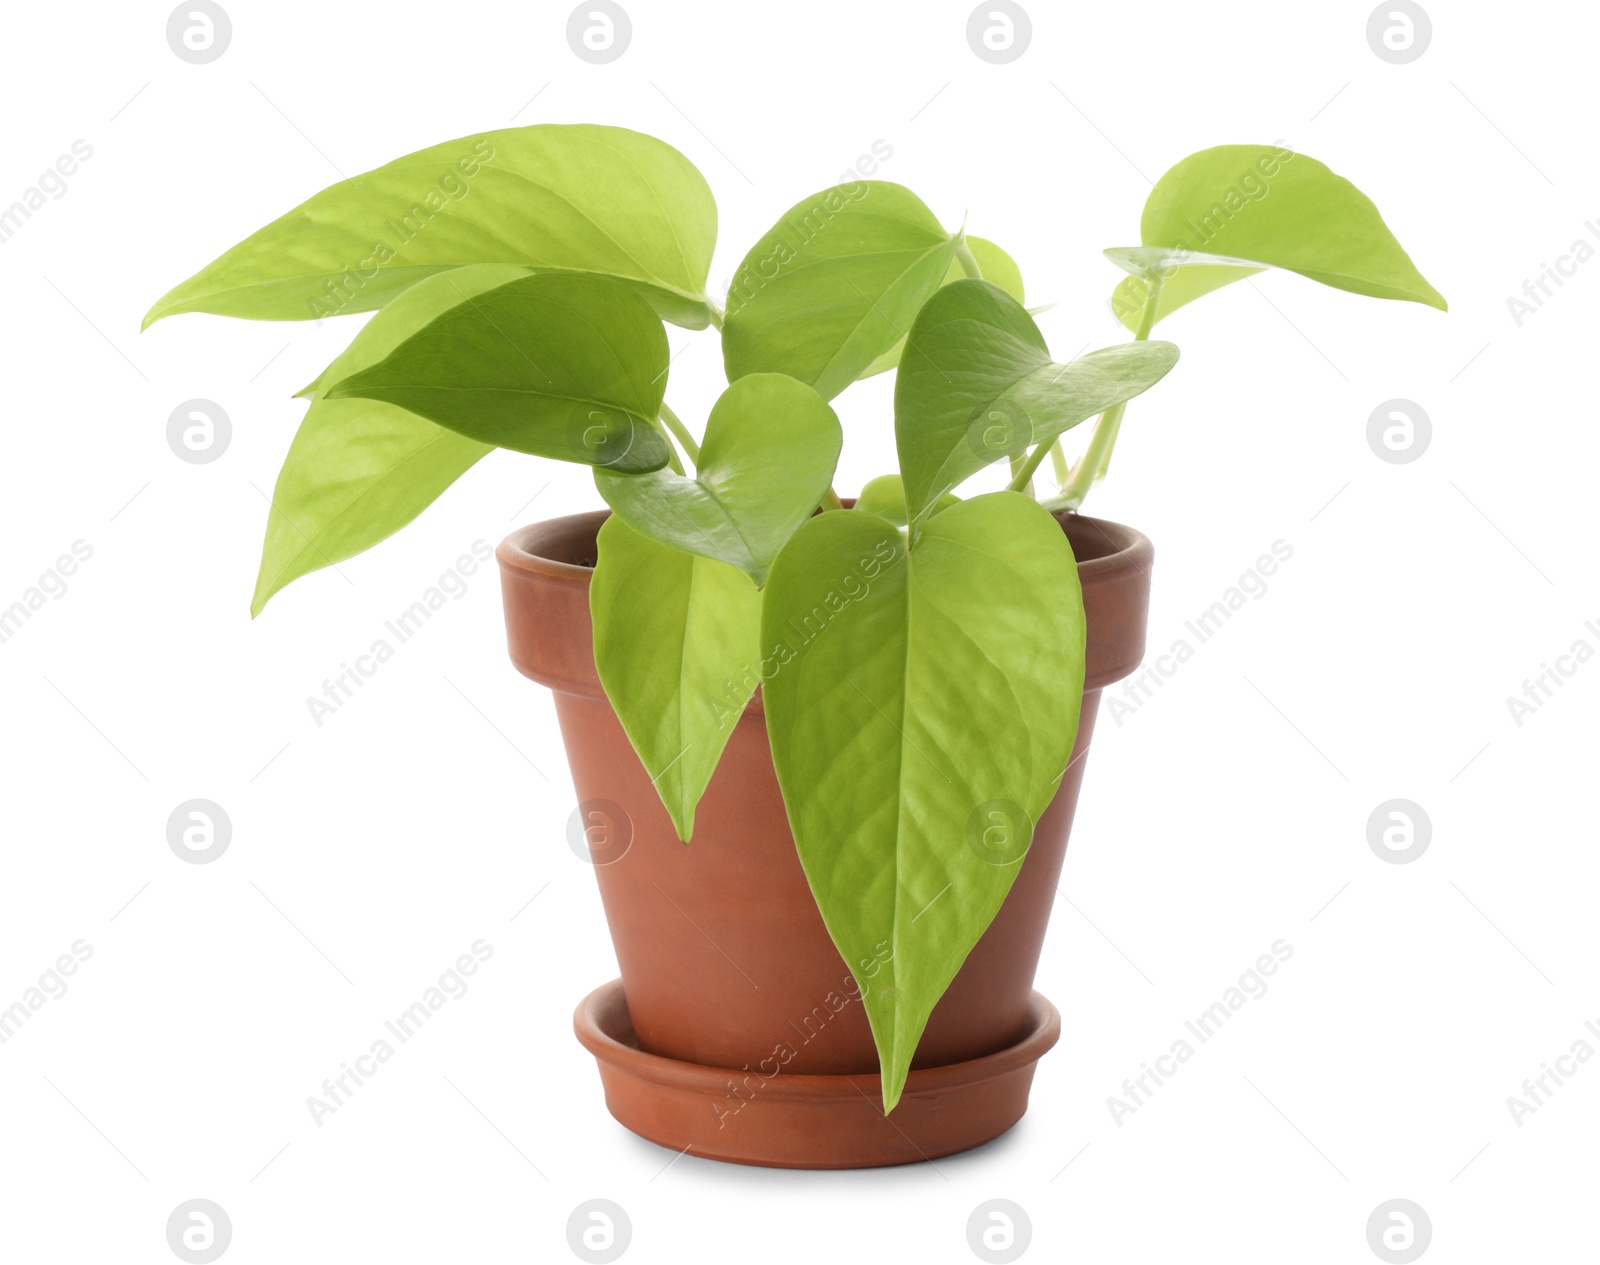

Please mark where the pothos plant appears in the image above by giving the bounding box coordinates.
[146,125,1443,1110]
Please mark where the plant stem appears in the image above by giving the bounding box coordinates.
[1006,440,1053,494]
[1006,451,1034,497]
[954,238,983,279]
[706,298,725,331]
[659,402,700,465]
[820,486,844,511]
[1056,273,1164,510]
[1050,441,1070,485]
[1054,404,1121,509]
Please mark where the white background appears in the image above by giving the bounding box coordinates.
[1,1,1594,1261]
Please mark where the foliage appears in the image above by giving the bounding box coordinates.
[148,126,1442,1109]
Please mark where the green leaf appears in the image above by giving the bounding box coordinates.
[961,236,1026,305]
[1107,144,1446,330]
[594,373,841,586]
[895,280,1179,523]
[857,236,1025,381]
[761,492,1085,1111]
[721,181,959,400]
[252,263,533,616]
[326,273,673,472]
[591,516,763,842]
[853,475,958,528]
[144,124,718,330]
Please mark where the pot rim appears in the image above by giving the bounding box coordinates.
[497,505,1152,586]
[574,978,1062,1103]
[497,504,1154,696]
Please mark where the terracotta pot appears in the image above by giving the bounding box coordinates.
[497,509,1152,1168]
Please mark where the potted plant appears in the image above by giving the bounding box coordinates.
[146,125,1443,1169]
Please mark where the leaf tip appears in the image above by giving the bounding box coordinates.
[880,1064,907,1116]
[250,568,281,619]
[142,280,192,331]
[666,796,697,845]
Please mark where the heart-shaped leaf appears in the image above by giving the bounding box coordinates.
[252,264,534,616]
[856,236,1025,381]
[144,124,718,330]
[1107,144,1446,329]
[762,492,1085,1111]
[591,515,762,842]
[721,181,959,400]
[326,273,673,473]
[895,279,1178,523]
[594,373,841,586]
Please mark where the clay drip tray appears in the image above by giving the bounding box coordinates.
[573,980,1061,1169]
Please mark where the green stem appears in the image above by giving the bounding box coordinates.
[659,402,700,465]
[1006,440,1053,494]
[1094,414,1125,480]
[1050,441,1070,486]
[706,297,725,331]
[1055,404,1123,509]
[820,486,844,511]
[954,238,983,279]
[1006,451,1034,497]
[1057,273,1164,509]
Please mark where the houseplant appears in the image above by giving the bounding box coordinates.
[145,125,1443,1167]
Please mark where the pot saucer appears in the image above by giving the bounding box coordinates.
[573,979,1061,1169]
